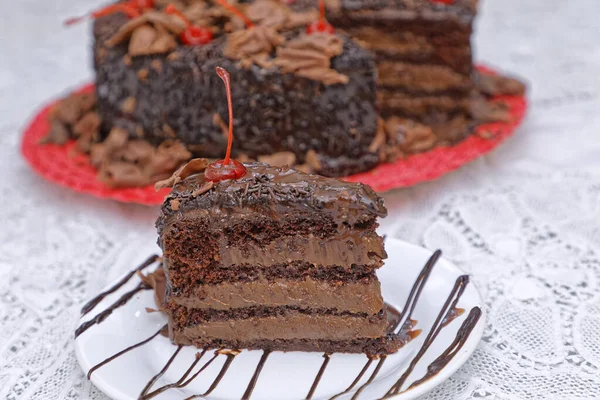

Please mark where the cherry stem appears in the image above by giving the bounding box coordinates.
[164,3,191,26]
[214,0,254,28]
[215,67,234,165]
[319,0,326,24]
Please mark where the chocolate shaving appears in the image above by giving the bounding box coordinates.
[212,113,229,138]
[224,26,285,68]
[128,24,178,57]
[274,33,348,85]
[73,112,102,150]
[41,120,70,145]
[162,124,177,138]
[477,73,526,97]
[246,0,318,30]
[45,92,96,136]
[305,149,322,171]
[138,268,167,309]
[91,130,192,188]
[137,68,149,80]
[368,118,387,153]
[100,162,149,188]
[154,158,209,189]
[191,181,215,197]
[384,117,437,156]
[105,11,186,48]
[120,97,137,114]
[150,141,193,177]
[43,92,100,148]
[295,163,313,174]
[257,151,296,167]
[236,153,254,163]
[470,97,512,123]
[90,127,129,166]
[170,199,181,210]
[42,90,192,188]
[151,59,163,73]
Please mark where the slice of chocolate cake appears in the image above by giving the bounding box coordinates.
[156,160,399,354]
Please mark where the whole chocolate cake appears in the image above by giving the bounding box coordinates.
[155,159,399,354]
[45,0,525,187]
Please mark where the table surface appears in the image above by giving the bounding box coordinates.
[2,1,600,399]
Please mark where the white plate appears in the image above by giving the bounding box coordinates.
[75,238,485,400]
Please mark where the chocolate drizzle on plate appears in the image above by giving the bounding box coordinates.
[195,350,239,397]
[80,254,159,316]
[139,345,183,396]
[306,353,331,399]
[328,357,374,400]
[350,356,387,400]
[406,307,482,391]
[242,350,271,400]
[75,249,483,399]
[87,325,165,379]
[384,275,478,397]
[75,280,153,338]
[141,349,215,399]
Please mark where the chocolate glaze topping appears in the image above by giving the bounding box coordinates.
[157,162,387,235]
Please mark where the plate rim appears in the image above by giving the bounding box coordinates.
[74,238,486,400]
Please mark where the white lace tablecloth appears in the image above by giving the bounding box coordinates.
[2,0,600,399]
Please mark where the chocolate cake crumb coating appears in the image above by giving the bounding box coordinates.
[94,9,381,177]
[157,162,400,355]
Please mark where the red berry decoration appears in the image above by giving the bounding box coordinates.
[180,25,214,45]
[204,67,247,183]
[134,0,155,8]
[430,0,455,4]
[306,0,334,34]
[164,4,213,45]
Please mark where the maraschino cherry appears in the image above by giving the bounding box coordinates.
[164,4,213,45]
[430,0,454,4]
[306,0,334,34]
[64,0,154,26]
[214,0,255,28]
[204,67,247,182]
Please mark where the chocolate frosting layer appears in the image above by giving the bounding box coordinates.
[173,311,388,343]
[217,231,386,268]
[157,162,387,236]
[172,277,384,314]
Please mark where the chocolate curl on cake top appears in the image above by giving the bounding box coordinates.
[245,0,319,30]
[218,0,285,68]
[274,33,349,85]
[104,11,187,56]
[64,0,154,26]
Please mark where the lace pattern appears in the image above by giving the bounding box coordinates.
[2,0,600,399]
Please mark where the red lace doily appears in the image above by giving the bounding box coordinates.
[21,66,527,206]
